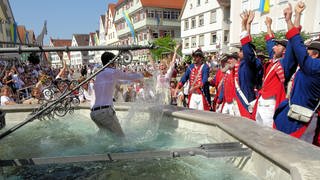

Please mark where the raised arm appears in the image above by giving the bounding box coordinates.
[265,17,275,59]
[246,10,255,36]
[147,51,157,72]
[165,44,181,78]
[280,2,304,81]
[240,10,248,32]
[170,44,181,67]
[294,1,305,28]
[284,3,294,31]
[56,60,67,78]
[285,2,320,75]
[241,10,256,66]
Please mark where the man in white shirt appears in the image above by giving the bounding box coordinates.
[90,52,144,137]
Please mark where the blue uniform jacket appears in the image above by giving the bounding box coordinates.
[179,63,211,104]
[266,38,298,84]
[237,41,263,111]
[274,31,320,134]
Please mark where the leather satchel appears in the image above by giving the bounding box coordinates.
[287,104,316,123]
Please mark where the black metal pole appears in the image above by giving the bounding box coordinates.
[0,44,154,54]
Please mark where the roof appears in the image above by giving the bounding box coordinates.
[116,0,124,6]
[89,32,96,45]
[17,25,26,44]
[50,39,72,47]
[100,15,106,27]
[116,0,184,9]
[108,3,116,16]
[49,39,72,59]
[26,30,35,44]
[73,34,89,46]
[140,0,184,9]
[73,34,90,56]
[106,4,116,35]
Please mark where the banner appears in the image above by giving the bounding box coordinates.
[10,22,17,43]
[259,0,270,13]
[123,11,136,42]
[25,31,29,44]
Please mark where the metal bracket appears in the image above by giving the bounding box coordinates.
[0,142,251,167]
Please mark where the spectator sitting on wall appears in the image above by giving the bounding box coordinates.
[0,85,16,106]
[22,87,42,105]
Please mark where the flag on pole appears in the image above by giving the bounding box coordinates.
[259,0,270,13]
[36,20,47,46]
[25,31,29,44]
[94,33,100,45]
[10,22,18,43]
[123,11,136,42]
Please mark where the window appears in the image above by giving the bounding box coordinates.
[210,10,217,23]
[224,30,229,44]
[277,17,286,31]
[163,11,171,19]
[152,32,159,38]
[241,0,249,11]
[191,17,196,29]
[155,11,162,19]
[147,10,155,18]
[223,8,230,21]
[211,33,217,44]
[197,0,201,6]
[140,10,146,20]
[164,30,171,37]
[191,37,197,48]
[199,15,204,27]
[252,0,260,10]
[171,11,179,19]
[251,22,259,35]
[279,0,288,4]
[199,35,204,46]
[184,20,189,30]
[184,38,189,48]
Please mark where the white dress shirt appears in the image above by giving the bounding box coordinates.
[91,68,143,108]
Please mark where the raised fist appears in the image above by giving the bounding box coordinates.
[283,3,293,22]
[265,17,272,27]
[295,1,305,14]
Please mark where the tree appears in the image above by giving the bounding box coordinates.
[150,36,181,61]
[252,31,310,54]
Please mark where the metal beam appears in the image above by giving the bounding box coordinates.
[0,142,252,167]
[0,44,155,54]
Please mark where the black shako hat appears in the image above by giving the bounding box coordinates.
[192,49,204,58]
[273,39,288,47]
[219,52,239,62]
[306,40,320,51]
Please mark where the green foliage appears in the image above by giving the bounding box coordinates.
[252,31,310,54]
[184,55,193,64]
[150,36,180,60]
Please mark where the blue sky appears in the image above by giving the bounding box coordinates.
[10,0,117,45]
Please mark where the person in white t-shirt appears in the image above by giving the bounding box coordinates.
[151,44,180,104]
[0,86,16,106]
[78,77,94,103]
[90,52,144,137]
